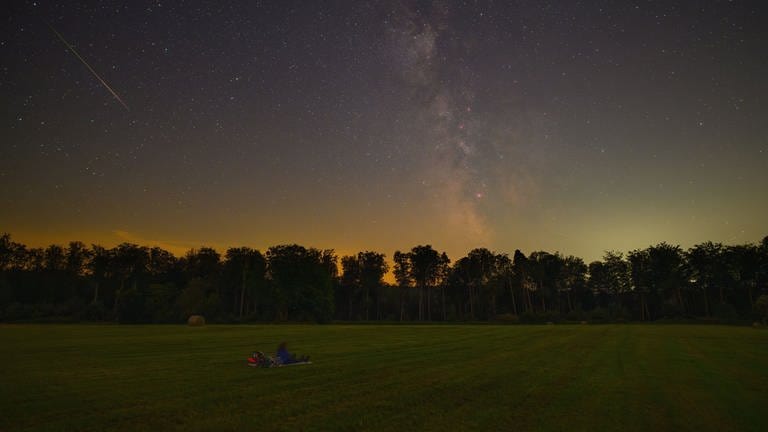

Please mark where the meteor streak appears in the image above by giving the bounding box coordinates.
[47,23,129,111]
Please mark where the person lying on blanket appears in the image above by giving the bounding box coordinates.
[276,341,309,364]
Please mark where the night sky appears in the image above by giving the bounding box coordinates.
[2,1,767,263]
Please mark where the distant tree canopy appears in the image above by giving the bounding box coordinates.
[1,232,767,324]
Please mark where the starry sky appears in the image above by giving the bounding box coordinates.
[2,0,767,263]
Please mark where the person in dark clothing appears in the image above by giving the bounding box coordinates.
[276,342,309,364]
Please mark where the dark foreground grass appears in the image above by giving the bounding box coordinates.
[1,324,766,432]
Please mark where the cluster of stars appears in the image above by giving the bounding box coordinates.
[0,0,766,260]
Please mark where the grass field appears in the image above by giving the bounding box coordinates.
[1,324,766,431]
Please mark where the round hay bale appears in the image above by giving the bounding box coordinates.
[188,315,206,326]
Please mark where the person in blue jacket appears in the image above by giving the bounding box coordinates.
[276,342,309,364]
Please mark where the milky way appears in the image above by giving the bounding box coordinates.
[2,1,767,262]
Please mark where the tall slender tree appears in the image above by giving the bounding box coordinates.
[409,245,441,321]
[340,255,361,320]
[686,242,726,317]
[358,251,388,320]
[647,243,686,316]
[393,251,412,321]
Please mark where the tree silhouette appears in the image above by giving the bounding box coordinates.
[726,244,761,312]
[266,245,335,322]
[561,255,587,314]
[408,245,442,321]
[513,250,534,313]
[1,231,767,324]
[88,245,111,305]
[647,243,686,317]
[340,255,361,320]
[224,247,266,319]
[602,251,630,312]
[686,242,725,317]
[495,253,516,315]
[358,252,388,320]
[392,250,412,321]
[458,248,497,319]
[628,249,652,320]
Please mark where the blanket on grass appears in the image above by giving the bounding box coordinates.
[247,352,312,368]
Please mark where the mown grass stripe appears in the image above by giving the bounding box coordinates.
[1,324,766,432]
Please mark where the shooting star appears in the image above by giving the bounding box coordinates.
[47,23,129,111]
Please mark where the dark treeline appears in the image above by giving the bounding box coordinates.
[1,233,767,324]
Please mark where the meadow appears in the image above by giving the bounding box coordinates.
[1,324,766,431]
